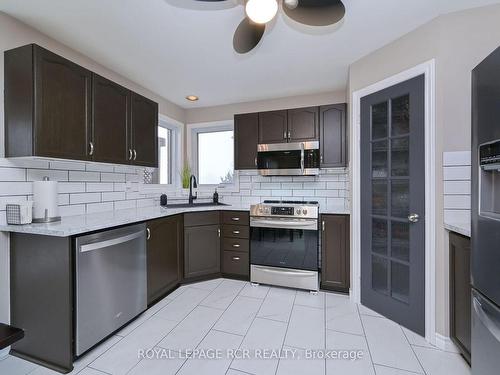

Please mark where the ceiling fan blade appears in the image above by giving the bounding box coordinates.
[282,0,345,27]
[233,18,266,54]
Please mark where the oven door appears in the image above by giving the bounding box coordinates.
[250,217,319,271]
[257,142,320,176]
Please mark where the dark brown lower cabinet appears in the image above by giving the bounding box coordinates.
[449,231,471,363]
[146,215,183,305]
[321,214,350,293]
[221,211,250,279]
[184,212,221,279]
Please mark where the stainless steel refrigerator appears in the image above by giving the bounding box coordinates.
[471,46,500,375]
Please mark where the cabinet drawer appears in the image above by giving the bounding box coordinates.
[184,211,220,227]
[222,225,249,239]
[222,211,249,225]
[222,237,249,253]
[222,251,249,276]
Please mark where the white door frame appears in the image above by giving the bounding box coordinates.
[351,59,436,344]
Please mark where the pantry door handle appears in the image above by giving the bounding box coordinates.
[89,142,94,156]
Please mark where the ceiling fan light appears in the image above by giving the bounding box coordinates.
[245,0,278,24]
[283,0,299,10]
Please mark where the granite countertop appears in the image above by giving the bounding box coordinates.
[0,203,350,237]
[444,221,470,237]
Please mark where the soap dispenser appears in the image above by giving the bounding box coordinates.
[213,189,219,204]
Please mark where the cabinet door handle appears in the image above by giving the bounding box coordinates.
[231,217,240,221]
[322,220,325,232]
[133,149,137,161]
[320,154,323,163]
[89,142,94,156]
[232,244,241,248]
[232,256,241,261]
[146,228,151,240]
[283,131,287,139]
[218,228,221,237]
[288,130,291,139]
[255,157,257,167]
[233,230,240,235]
[128,149,133,160]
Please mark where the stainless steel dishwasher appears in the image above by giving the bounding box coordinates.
[75,223,147,356]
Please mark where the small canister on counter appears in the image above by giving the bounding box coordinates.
[6,201,33,225]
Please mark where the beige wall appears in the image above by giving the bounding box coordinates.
[185,90,347,124]
[348,3,500,338]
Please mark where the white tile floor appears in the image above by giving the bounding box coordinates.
[0,278,471,375]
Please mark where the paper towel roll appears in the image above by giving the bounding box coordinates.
[32,177,60,223]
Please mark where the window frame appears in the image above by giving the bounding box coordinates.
[187,120,238,192]
[152,114,183,190]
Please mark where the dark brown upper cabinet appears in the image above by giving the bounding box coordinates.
[320,104,347,168]
[5,44,92,161]
[287,107,319,142]
[321,214,350,293]
[130,92,159,168]
[147,215,183,305]
[258,110,288,144]
[4,44,158,167]
[234,113,259,170]
[92,74,130,164]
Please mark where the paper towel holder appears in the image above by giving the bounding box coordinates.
[32,176,61,223]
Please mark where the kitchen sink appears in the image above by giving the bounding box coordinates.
[165,202,229,209]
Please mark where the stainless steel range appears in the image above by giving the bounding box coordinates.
[250,200,320,291]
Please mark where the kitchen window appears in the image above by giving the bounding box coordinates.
[158,126,172,184]
[188,122,235,187]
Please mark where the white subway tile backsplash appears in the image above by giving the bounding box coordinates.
[125,174,140,183]
[250,189,272,196]
[86,202,114,214]
[271,190,293,197]
[239,182,252,189]
[315,190,339,197]
[281,182,303,189]
[443,166,471,181]
[49,160,86,171]
[114,183,126,191]
[303,182,326,189]
[260,182,281,189]
[86,182,114,192]
[27,169,68,182]
[444,181,471,195]
[102,191,126,202]
[114,200,136,210]
[136,199,155,208]
[271,176,293,182]
[0,167,25,181]
[326,181,345,190]
[443,151,471,166]
[239,176,251,183]
[101,172,126,182]
[69,171,101,182]
[59,204,86,216]
[58,194,70,205]
[0,182,33,196]
[70,192,101,205]
[114,165,139,174]
[444,195,470,210]
[58,182,86,193]
[293,189,315,196]
[0,158,49,169]
[86,163,115,172]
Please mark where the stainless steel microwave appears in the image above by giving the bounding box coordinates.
[257,141,320,176]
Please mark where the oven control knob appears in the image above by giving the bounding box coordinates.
[303,209,308,215]
[296,208,302,215]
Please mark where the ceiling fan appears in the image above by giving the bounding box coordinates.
[180,0,346,54]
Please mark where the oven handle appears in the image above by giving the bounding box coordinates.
[300,142,305,174]
[250,218,318,230]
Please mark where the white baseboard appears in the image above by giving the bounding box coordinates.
[435,333,460,353]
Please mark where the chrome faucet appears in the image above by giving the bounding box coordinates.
[188,175,198,205]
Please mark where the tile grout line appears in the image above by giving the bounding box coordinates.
[227,284,272,373]
[373,362,425,375]
[172,279,248,375]
[275,290,297,375]
[356,304,377,375]
[399,325,428,375]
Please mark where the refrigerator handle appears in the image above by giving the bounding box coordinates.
[473,296,500,343]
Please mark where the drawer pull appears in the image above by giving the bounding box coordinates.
[231,217,240,221]
[233,230,240,234]
[232,244,241,248]
[232,256,241,261]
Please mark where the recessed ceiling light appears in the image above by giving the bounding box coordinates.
[186,95,199,102]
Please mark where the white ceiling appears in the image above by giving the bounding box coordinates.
[1,0,499,108]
